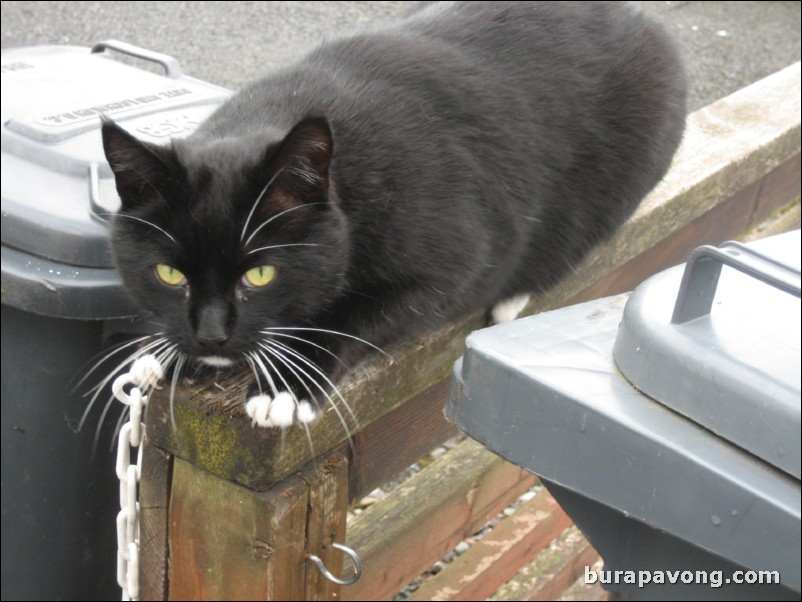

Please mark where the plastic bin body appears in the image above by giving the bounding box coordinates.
[446,231,801,600]
[1,307,116,599]
[1,42,228,600]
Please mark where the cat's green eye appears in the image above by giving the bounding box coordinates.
[154,263,187,286]
[243,265,277,288]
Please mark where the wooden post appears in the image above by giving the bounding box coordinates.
[168,458,308,600]
[299,451,350,601]
[139,443,172,601]
[165,450,348,601]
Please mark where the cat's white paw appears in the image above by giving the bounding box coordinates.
[245,392,319,428]
[490,294,530,324]
[296,400,318,424]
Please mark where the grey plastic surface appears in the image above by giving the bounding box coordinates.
[1,42,229,316]
[446,235,801,590]
[614,231,801,479]
[1,245,140,319]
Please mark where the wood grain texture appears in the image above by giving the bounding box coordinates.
[345,438,537,601]
[139,442,172,601]
[299,452,350,601]
[489,526,600,601]
[407,488,572,602]
[349,378,457,502]
[168,458,308,600]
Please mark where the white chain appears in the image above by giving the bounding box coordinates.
[111,355,163,602]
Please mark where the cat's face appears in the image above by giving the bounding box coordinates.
[102,117,349,366]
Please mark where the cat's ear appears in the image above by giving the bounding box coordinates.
[101,117,176,210]
[269,117,333,201]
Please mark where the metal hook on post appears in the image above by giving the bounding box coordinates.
[306,542,362,586]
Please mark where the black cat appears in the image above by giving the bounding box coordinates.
[102,1,686,428]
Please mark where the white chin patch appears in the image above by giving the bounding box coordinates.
[199,355,235,367]
[490,294,531,324]
[245,392,318,428]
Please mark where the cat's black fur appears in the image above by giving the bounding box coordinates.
[102,1,686,425]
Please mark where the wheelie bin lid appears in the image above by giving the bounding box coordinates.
[446,230,801,591]
[1,41,229,318]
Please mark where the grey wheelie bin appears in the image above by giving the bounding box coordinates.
[1,41,227,600]
[446,230,800,600]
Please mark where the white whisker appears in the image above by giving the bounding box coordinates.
[263,340,359,429]
[240,167,285,243]
[261,342,354,447]
[262,331,348,370]
[248,351,280,397]
[99,344,179,454]
[91,394,117,457]
[262,326,390,359]
[86,344,173,455]
[169,354,187,432]
[253,349,296,401]
[73,334,155,393]
[247,243,320,256]
[243,356,263,399]
[257,346,315,404]
[80,338,170,432]
[71,335,161,397]
[83,337,169,398]
[107,213,177,245]
[252,348,301,455]
[244,201,328,247]
[255,347,317,458]
[156,347,179,370]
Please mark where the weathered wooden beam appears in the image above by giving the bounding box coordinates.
[349,378,457,502]
[488,526,601,601]
[345,438,537,601]
[409,489,571,602]
[406,488,572,602]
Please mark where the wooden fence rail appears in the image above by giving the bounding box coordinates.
[139,62,800,601]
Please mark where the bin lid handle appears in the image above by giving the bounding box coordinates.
[671,240,801,324]
[91,39,182,79]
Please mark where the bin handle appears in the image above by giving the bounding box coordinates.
[671,240,801,324]
[91,40,182,79]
